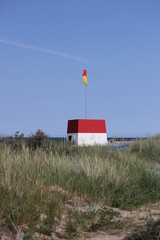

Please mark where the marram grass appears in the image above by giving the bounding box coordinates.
[0,137,160,236]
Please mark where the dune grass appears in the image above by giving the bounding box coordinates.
[0,137,160,237]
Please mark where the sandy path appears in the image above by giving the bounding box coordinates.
[84,232,125,240]
[1,201,160,240]
[81,201,160,240]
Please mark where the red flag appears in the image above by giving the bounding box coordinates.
[82,70,87,77]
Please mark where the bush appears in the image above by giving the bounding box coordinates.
[27,129,49,149]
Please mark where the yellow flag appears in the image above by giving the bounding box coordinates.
[82,70,87,85]
[83,76,87,85]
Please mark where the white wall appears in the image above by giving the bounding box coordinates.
[67,133,107,146]
[77,133,107,146]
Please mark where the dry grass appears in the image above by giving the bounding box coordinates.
[0,136,160,238]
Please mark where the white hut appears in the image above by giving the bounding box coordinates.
[67,119,107,146]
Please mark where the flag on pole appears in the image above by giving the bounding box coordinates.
[82,70,87,85]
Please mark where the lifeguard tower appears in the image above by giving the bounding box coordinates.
[67,119,107,146]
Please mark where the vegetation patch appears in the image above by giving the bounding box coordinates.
[0,134,160,238]
[124,219,160,240]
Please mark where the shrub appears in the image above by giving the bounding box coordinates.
[27,129,49,149]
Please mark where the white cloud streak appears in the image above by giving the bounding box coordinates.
[0,38,101,66]
[0,38,118,69]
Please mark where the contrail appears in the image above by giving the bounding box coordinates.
[0,38,119,69]
[0,38,101,66]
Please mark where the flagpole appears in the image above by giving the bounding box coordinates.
[86,85,87,119]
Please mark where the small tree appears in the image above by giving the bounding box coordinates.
[27,129,49,149]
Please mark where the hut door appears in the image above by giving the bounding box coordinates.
[68,135,72,142]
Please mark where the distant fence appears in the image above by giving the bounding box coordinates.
[49,137,66,142]
[0,137,147,144]
[107,137,147,142]
[49,137,147,142]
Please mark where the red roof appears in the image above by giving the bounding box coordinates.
[67,119,106,133]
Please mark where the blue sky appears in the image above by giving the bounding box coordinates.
[0,0,160,137]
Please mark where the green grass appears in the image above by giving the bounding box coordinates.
[0,136,160,237]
